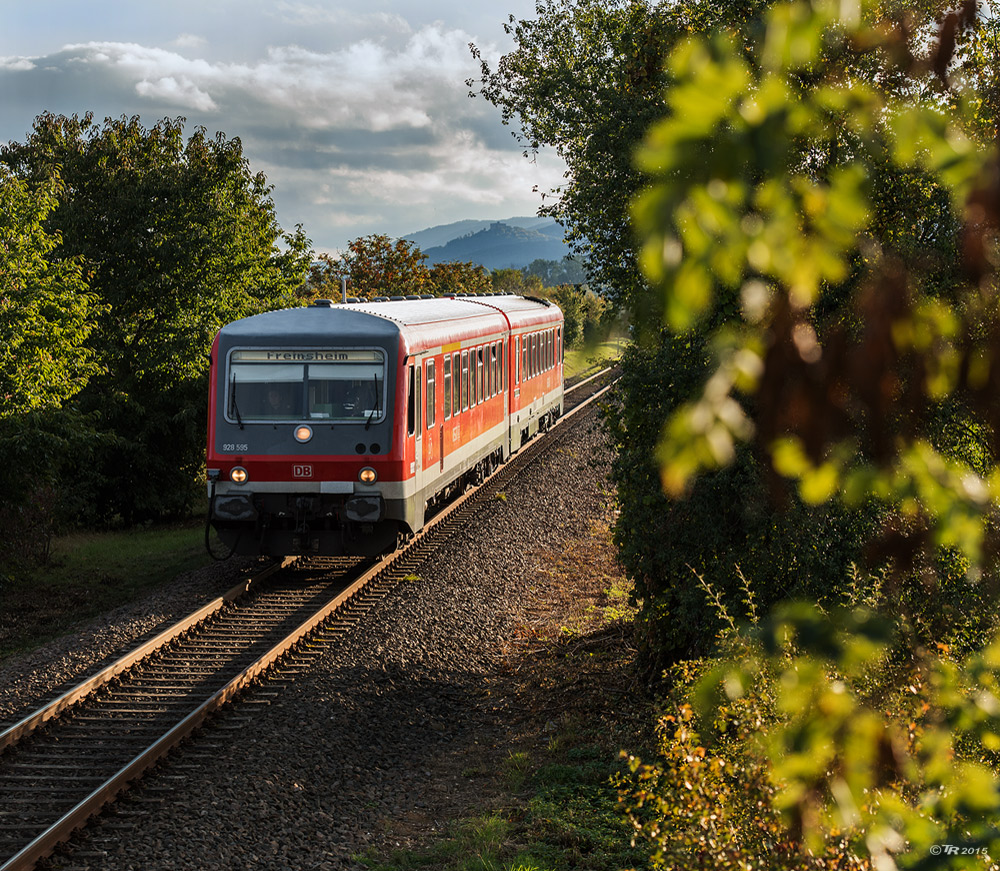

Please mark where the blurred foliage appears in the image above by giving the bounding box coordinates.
[621,601,1000,869]
[0,112,311,529]
[617,0,1000,866]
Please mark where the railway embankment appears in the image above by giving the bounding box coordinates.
[0,398,650,870]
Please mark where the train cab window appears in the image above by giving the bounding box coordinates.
[444,356,452,420]
[462,351,469,411]
[426,360,435,428]
[228,349,384,425]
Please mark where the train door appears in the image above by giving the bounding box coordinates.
[424,358,438,474]
[510,335,521,452]
[415,361,423,495]
[408,362,424,496]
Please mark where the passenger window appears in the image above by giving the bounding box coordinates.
[491,344,497,396]
[477,348,484,405]
[500,342,505,391]
[453,352,460,415]
[426,360,435,428]
[462,351,469,411]
[521,337,527,382]
[470,348,476,406]
[443,356,451,420]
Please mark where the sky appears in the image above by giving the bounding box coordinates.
[0,1,565,254]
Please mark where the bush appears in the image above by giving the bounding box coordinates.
[605,333,877,681]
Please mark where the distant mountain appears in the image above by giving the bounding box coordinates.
[404,217,570,270]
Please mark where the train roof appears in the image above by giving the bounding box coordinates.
[215,295,562,355]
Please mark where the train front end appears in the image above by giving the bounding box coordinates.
[206,302,404,557]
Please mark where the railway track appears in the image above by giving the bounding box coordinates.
[0,367,617,871]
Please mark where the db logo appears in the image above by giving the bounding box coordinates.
[293,464,313,478]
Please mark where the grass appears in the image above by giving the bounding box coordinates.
[366,814,512,871]
[361,720,647,871]
[563,335,626,382]
[0,520,215,661]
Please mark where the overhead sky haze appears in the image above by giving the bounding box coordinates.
[0,1,564,254]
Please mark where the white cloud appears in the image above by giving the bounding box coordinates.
[61,24,483,131]
[0,16,564,251]
[0,57,36,71]
[135,75,217,111]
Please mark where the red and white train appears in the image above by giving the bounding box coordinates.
[206,294,564,557]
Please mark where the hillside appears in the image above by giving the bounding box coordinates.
[407,220,570,269]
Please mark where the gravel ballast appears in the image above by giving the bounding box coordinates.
[7,405,629,870]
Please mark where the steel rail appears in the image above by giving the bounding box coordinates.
[565,365,613,395]
[0,373,617,871]
[0,558,291,754]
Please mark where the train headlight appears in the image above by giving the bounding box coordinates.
[294,425,313,443]
[358,467,377,485]
[230,466,249,484]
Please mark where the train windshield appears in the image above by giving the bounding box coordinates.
[226,350,385,424]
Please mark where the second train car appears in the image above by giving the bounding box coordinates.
[206,294,564,557]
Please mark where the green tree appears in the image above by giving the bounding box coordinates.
[549,283,608,347]
[429,260,491,295]
[0,167,105,563]
[1,113,311,522]
[317,234,432,299]
[523,256,588,287]
[471,0,677,310]
[0,168,99,416]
